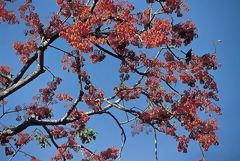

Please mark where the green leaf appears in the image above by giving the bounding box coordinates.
[75,128,97,144]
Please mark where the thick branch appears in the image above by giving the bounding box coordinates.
[0,33,59,101]
[1,117,74,137]
[9,53,38,86]
[90,0,99,13]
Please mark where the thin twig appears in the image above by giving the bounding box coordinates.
[8,129,37,161]
[48,45,76,57]
[154,128,159,161]
[199,143,207,161]
[104,112,126,160]
[166,45,181,60]
[42,125,59,149]
[135,48,164,86]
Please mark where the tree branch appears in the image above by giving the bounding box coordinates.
[42,125,59,149]
[0,33,59,101]
[9,53,38,87]
[104,112,126,159]
[1,117,74,138]
[90,0,99,14]
[154,128,159,161]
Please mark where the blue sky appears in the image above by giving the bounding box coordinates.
[0,0,240,161]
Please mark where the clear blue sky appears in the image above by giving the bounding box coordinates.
[0,0,239,161]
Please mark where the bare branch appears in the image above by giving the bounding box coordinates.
[104,112,126,159]
[153,128,159,161]
[199,143,207,161]
[9,53,38,86]
[166,45,181,60]
[42,125,59,149]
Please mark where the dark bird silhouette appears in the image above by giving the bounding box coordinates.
[186,49,192,64]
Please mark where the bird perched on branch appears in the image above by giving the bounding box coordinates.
[185,49,192,64]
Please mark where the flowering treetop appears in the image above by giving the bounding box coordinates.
[0,0,221,161]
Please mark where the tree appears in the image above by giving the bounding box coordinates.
[0,0,221,160]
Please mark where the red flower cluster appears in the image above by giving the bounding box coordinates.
[60,19,93,52]
[190,54,219,91]
[201,54,218,70]
[67,136,79,151]
[84,86,104,111]
[171,89,221,151]
[15,132,31,148]
[100,147,119,160]
[0,1,18,24]
[70,110,90,131]
[18,1,43,36]
[56,93,73,102]
[26,103,52,119]
[30,157,41,161]
[164,52,175,61]
[82,147,119,161]
[0,65,11,74]
[56,0,90,19]
[34,77,62,103]
[46,14,64,38]
[116,86,142,101]
[52,144,73,161]
[177,135,189,153]
[50,126,68,140]
[140,107,171,124]
[108,21,137,49]
[141,19,171,48]
[13,39,37,63]
[179,72,196,87]
[172,20,197,45]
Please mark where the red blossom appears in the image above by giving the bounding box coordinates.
[70,110,90,131]
[0,1,222,160]
[52,144,73,161]
[18,1,43,36]
[15,132,31,147]
[100,147,119,160]
[172,20,197,45]
[177,135,189,153]
[140,107,171,124]
[13,39,37,63]
[116,86,142,101]
[84,86,104,111]
[0,2,18,24]
[141,19,171,48]
[0,66,11,74]
[56,93,73,101]
[51,126,68,140]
